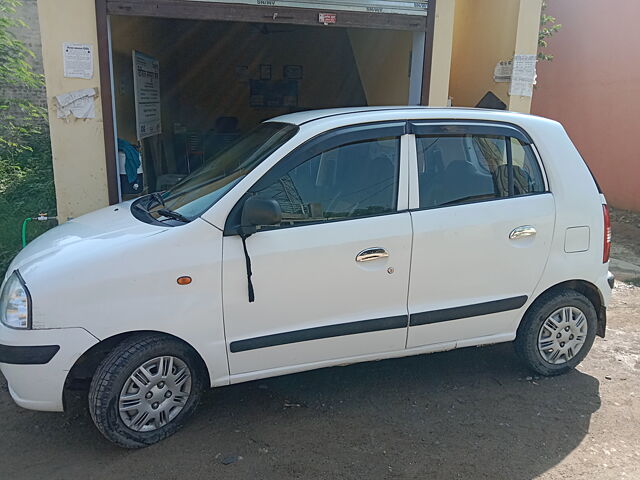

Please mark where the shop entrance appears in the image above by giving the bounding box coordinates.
[104,3,431,200]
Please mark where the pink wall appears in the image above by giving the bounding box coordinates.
[531,0,640,211]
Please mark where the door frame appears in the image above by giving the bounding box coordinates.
[218,123,413,374]
[95,0,437,204]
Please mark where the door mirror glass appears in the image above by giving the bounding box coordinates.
[241,196,282,232]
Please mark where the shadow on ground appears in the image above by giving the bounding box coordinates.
[0,343,600,479]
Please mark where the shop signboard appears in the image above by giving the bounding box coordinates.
[132,51,161,140]
[190,0,429,16]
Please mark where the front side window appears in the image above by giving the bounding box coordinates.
[416,133,545,209]
[254,136,400,227]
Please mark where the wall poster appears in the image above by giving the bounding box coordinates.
[509,54,537,97]
[63,43,93,79]
[132,51,161,140]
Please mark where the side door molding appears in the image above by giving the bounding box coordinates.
[230,315,409,353]
[229,295,529,353]
[410,296,528,327]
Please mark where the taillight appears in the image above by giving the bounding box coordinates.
[602,204,611,263]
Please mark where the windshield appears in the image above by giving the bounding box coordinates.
[139,122,298,222]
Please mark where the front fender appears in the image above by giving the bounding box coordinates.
[21,219,229,386]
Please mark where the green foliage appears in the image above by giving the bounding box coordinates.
[0,131,56,275]
[0,0,47,154]
[0,0,55,275]
[539,0,562,62]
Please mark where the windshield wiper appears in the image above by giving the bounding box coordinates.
[157,208,190,223]
[147,191,165,209]
[133,201,148,214]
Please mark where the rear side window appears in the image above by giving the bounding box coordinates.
[416,134,545,209]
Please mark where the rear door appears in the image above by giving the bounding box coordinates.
[406,122,555,348]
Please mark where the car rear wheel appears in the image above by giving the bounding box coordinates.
[89,334,204,448]
[515,289,597,376]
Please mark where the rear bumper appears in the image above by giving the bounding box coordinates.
[0,324,98,412]
[594,271,615,338]
[597,305,607,338]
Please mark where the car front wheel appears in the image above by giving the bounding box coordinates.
[515,289,598,376]
[89,334,204,448]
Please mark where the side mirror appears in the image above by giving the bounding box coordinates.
[240,196,282,234]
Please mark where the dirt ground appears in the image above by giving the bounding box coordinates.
[610,208,640,284]
[0,211,639,479]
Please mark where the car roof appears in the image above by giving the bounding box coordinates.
[268,106,542,127]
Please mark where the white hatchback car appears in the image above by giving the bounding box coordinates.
[1,107,614,447]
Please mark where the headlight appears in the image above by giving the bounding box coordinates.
[0,271,31,329]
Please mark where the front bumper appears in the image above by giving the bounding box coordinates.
[0,324,98,412]
[0,344,60,364]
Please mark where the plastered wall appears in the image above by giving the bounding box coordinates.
[532,0,640,211]
[37,0,109,221]
[348,28,412,105]
[428,0,455,107]
[449,0,541,112]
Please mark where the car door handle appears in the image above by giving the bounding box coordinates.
[509,225,537,240]
[356,247,389,262]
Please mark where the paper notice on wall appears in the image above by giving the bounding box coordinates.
[133,51,161,140]
[63,43,93,79]
[509,54,537,97]
[493,60,513,83]
[55,88,97,119]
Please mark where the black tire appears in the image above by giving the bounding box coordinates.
[515,289,597,376]
[89,334,205,448]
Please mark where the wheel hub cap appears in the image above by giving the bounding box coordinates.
[537,306,588,365]
[118,355,192,432]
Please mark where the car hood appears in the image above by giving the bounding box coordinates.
[5,202,168,280]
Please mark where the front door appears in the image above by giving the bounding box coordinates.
[222,125,413,376]
[406,123,555,348]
